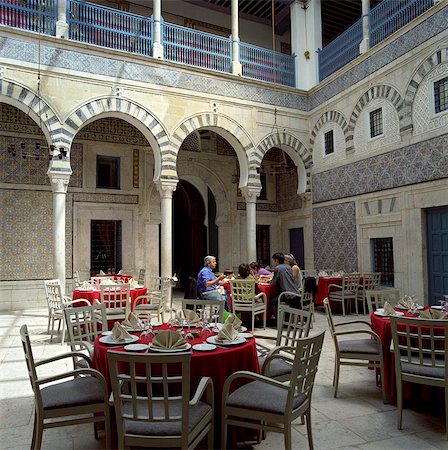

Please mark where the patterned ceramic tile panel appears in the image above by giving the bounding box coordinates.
[312,133,448,203]
[73,193,138,204]
[313,202,358,272]
[1,190,73,280]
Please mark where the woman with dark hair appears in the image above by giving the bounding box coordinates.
[237,263,251,279]
[249,262,272,280]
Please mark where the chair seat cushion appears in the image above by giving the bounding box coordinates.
[226,380,307,414]
[106,308,126,315]
[338,339,380,355]
[134,304,158,310]
[263,358,293,378]
[402,361,445,379]
[124,400,212,436]
[329,291,356,298]
[41,376,105,410]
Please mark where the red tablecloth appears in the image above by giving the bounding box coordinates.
[315,277,343,305]
[370,308,445,404]
[72,286,147,311]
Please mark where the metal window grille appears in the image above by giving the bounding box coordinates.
[91,220,122,276]
[324,130,334,155]
[371,237,394,286]
[256,225,270,268]
[369,108,383,138]
[434,76,448,114]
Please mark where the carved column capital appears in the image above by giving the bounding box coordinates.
[240,186,260,203]
[155,180,178,199]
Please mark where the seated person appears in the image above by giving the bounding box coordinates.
[197,255,229,310]
[237,263,252,279]
[284,254,303,290]
[249,261,273,281]
[269,252,300,319]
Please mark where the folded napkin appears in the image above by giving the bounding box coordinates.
[225,313,242,331]
[99,270,106,275]
[151,330,187,349]
[100,278,117,285]
[398,296,412,308]
[117,269,124,275]
[111,322,132,342]
[121,312,141,329]
[80,280,92,289]
[216,322,239,343]
[383,301,396,316]
[129,278,139,289]
[419,309,447,320]
[318,271,328,277]
[175,309,201,324]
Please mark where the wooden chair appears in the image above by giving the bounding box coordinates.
[324,298,385,401]
[64,303,108,368]
[230,279,267,332]
[357,272,381,314]
[99,283,130,322]
[260,305,312,381]
[221,331,325,450]
[108,350,214,449]
[43,279,87,343]
[137,268,146,285]
[73,270,81,288]
[365,288,401,314]
[134,277,171,322]
[181,298,224,322]
[301,269,317,279]
[328,273,360,315]
[390,316,448,439]
[20,324,110,450]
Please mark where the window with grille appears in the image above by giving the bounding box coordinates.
[324,130,334,155]
[369,108,383,138]
[91,220,122,276]
[371,237,394,286]
[256,225,270,268]
[97,155,120,189]
[434,76,448,114]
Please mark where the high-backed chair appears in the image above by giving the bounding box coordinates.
[64,303,108,367]
[324,298,385,401]
[302,269,317,279]
[230,279,267,332]
[357,272,381,314]
[181,298,224,322]
[390,316,448,439]
[73,270,81,288]
[260,306,312,380]
[221,331,325,450]
[134,277,171,322]
[20,324,110,450]
[43,279,86,343]
[99,283,130,322]
[137,268,146,285]
[365,288,400,314]
[108,351,214,449]
[328,273,360,315]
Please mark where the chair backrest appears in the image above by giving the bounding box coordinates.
[362,272,381,290]
[73,270,81,288]
[181,299,224,322]
[230,279,257,303]
[276,305,312,348]
[137,268,146,285]
[365,288,400,314]
[342,274,360,291]
[302,269,317,279]
[390,316,447,386]
[285,331,325,410]
[184,276,200,299]
[99,283,130,310]
[19,324,39,394]
[108,350,192,447]
[91,276,114,285]
[300,291,314,311]
[44,279,63,310]
[323,298,337,340]
[64,303,108,344]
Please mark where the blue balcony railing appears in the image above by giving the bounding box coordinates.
[162,21,231,73]
[0,0,56,35]
[319,0,434,81]
[240,41,295,87]
[68,0,153,56]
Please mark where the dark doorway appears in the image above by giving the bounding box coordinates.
[173,180,207,290]
[289,228,304,269]
[90,220,122,276]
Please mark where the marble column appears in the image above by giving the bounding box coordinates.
[231,0,242,76]
[359,0,370,53]
[290,0,322,90]
[241,187,259,263]
[156,181,177,306]
[47,155,72,294]
[152,0,164,59]
[56,0,68,39]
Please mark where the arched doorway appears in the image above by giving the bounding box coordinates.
[173,180,208,290]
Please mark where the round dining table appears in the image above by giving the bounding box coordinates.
[93,324,259,447]
[315,276,343,305]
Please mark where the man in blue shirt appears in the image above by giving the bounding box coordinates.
[197,255,229,310]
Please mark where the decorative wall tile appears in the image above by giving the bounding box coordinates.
[313,202,358,272]
[73,193,139,204]
[312,133,448,203]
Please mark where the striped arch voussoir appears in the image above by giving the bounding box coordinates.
[309,110,348,146]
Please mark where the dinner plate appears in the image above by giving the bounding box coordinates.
[123,327,144,332]
[431,305,443,310]
[239,333,254,339]
[395,305,424,310]
[101,331,112,336]
[374,308,405,317]
[214,323,248,333]
[151,321,163,327]
[192,343,216,351]
[206,335,246,346]
[149,343,192,353]
[99,335,139,345]
[124,343,148,352]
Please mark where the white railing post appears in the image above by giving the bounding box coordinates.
[359,0,370,54]
[152,0,164,59]
[56,0,69,39]
[231,0,242,75]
